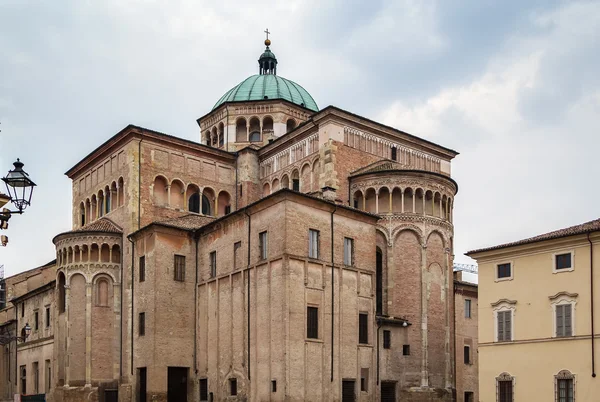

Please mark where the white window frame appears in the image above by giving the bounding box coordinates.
[495,260,514,282]
[492,299,517,342]
[344,237,354,266]
[549,292,578,338]
[553,250,575,274]
[465,299,472,319]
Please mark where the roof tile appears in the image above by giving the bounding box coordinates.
[467,218,600,255]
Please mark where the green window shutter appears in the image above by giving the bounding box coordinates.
[504,311,511,341]
[498,312,504,341]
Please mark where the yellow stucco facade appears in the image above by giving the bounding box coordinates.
[469,223,600,402]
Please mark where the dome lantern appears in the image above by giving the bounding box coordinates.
[259,29,277,75]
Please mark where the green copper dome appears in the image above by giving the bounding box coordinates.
[212,74,319,112]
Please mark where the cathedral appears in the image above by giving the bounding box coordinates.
[0,35,464,402]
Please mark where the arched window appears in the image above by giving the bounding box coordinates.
[105,185,111,214]
[118,178,124,207]
[80,202,86,226]
[96,278,109,307]
[555,370,575,402]
[188,193,200,213]
[250,132,261,142]
[202,194,211,216]
[286,119,296,132]
[376,247,383,315]
[58,272,66,313]
[236,118,247,142]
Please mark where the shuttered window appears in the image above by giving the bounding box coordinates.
[344,237,354,266]
[556,304,573,337]
[342,380,355,402]
[381,381,396,402]
[308,229,320,259]
[359,313,368,344]
[259,231,268,260]
[307,306,318,339]
[174,255,185,282]
[209,251,217,278]
[498,379,513,402]
[383,330,391,349]
[199,378,208,401]
[139,256,146,282]
[497,311,512,342]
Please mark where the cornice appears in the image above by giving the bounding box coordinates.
[548,291,579,301]
[490,298,517,307]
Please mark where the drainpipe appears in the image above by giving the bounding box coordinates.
[138,138,143,230]
[588,232,596,378]
[235,153,239,210]
[14,303,17,394]
[128,237,135,376]
[376,320,381,385]
[194,231,200,375]
[244,209,251,380]
[120,238,124,379]
[330,205,337,382]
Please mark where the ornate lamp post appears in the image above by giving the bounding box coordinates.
[1,159,36,214]
[0,322,31,345]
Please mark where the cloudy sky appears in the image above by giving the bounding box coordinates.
[1,0,599,276]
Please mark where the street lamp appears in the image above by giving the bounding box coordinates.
[0,323,32,345]
[1,159,36,214]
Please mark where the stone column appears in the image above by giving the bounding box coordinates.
[65,283,71,387]
[401,190,404,213]
[85,282,92,387]
[421,243,428,387]
[375,192,379,214]
[166,184,171,206]
[389,191,393,213]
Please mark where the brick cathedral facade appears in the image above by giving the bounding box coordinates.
[0,39,467,402]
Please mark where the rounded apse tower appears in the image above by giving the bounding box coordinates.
[350,163,457,395]
[51,218,123,401]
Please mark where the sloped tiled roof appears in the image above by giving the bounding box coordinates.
[350,160,406,176]
[156,214,216,231]
[73,217,123,234]
[467,218,600,255]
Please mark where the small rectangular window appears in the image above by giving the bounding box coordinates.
[309,229,320,259]
[403,345,410,355]
[359,313,368,344]
[465,299,471,319]
[391,147,397,161]
[497,263,512,279]
[139,312,145,336]
[556,253,572,270]
[556,304,573,337]
[209,251,217,278]
[45,306,50,328]
[34,311,39,331]
[33,361,39,394]
[344,237,354,266]
[464,346,470,364]
[259,231,268,260]
[20,365,26,394]
[45,359,51,393]
[225,205,231,215]
[383,330,391,349]
[233,242,241,270]
[292,179,300,192]
[21,302,24,318]
[360,368,369,392]
[174,255,186,282]
[139,256,146,282]
[497,310,512,341]
[271,380,277,393]
[307,306,319,339]
[229,378,237,396]
[464,391,474,402]
[199,378,208,401]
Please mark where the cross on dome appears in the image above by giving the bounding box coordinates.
[258,30,277,75]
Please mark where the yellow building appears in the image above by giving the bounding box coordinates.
[467,218,600,402]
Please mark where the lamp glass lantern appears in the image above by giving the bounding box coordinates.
[23,322,31,338]
[1,159,36,213]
